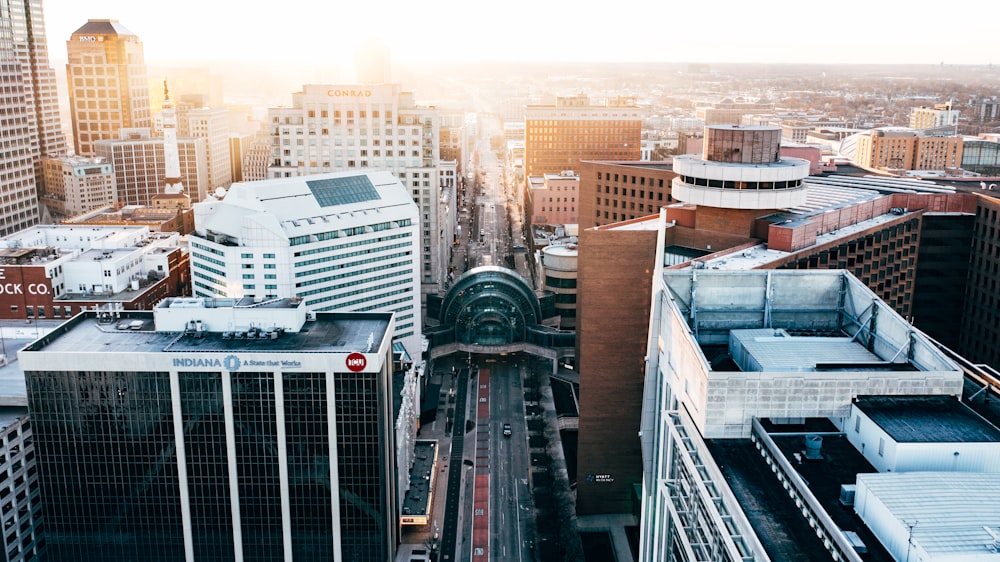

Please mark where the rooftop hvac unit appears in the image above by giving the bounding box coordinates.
[839,484,856,506]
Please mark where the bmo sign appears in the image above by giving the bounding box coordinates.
[345,352,367,372]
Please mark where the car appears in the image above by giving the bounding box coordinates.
[503,423,512,437]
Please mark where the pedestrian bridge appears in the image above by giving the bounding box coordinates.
[425,266,574,363]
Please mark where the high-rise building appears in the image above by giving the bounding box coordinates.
[523,95,642,181]
[177,102,233,190]
[66,19,151,156]
[267,83,457,293]
[95,128,208,204]
[0,0,66,235]
[189,170,423,360]
[910,101,960,130]
[19,299,399,561]
[11,0,66,192]
[41,155,116,217]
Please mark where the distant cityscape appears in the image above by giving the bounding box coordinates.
[0,2,998,562]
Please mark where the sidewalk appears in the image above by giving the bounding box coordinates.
[398,362,462,560]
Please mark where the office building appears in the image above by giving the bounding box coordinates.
[41,155,116,218]
[524,95,642,181]
[0,0,67,236]
[20,299,399,561]
[0,407,40,562]
[578,161,676,230]
[573,127,1000,516]
[66,19,151,156]
[95,128,208,204]
[267,83,457,294]
[636,266,973,561]
[189,170,422,360]
[229,133,254,182]
[0,225,190,321]
[177,103,233,190]
[528,170,579,226]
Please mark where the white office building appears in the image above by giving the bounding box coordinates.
[267,84,457,295]
[190,170,422,359]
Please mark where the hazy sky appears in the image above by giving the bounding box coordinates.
[43,0,998,66]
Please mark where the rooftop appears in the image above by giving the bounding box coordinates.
[22,309,391,356]
[195,170,416,240]
[72,19,137,37]
[855,395,1000,443]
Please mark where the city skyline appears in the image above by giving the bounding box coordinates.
[43,0,999,67]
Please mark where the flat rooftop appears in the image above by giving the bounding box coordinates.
[23,311,391,355]
[0,406,27,429]
[855,395,1000,443]
[708,420,893,562]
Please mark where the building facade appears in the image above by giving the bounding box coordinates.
[528,171,579,226]
[540,244,578,330]
[910,102,960,130]
[0,0,68,236]
[95,128,208,204]
[178,104,233,190]
[266,84,456,293]
[853,129,964,171]
[578,161,676,230]
[0,407,41,562]
[65,20,150,156]
[189,170,422,360]
[637,267,965,562]
[41,155,116,217]
[19,300,399,561]
[524,95,642,181]
[0,225,190,321]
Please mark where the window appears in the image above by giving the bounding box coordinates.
[878,437,885,457]
[854,416,860,432]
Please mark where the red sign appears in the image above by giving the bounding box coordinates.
[346,352,367,372]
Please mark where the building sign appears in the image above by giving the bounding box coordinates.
[326,89,372,98]
[0,269,49,294]
[172,355,303,370]
[78,35,104,43]
[586,473,615,484]
[346,352,367,372]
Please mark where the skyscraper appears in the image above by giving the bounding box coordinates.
[0,0,66,235]
[20,300,399,561]
[66,19,151,156]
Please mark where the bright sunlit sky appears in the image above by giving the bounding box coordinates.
[43,0,998,66]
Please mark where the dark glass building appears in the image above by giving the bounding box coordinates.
[19,297,397,561]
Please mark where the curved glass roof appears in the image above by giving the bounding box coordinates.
[438,266,542,345]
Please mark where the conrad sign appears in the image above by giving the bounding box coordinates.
[327,89,372,97]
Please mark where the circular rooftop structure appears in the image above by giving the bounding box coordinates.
[438,266,542,345]
[672,125,809,210]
